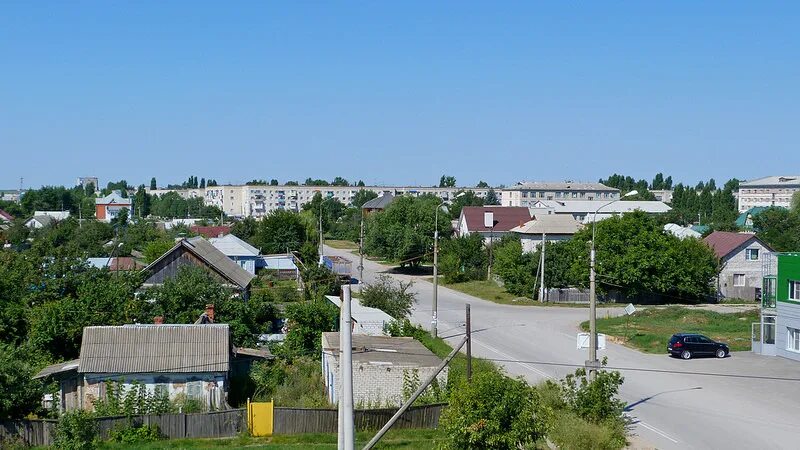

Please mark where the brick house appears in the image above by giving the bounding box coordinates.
[704,231,774,301]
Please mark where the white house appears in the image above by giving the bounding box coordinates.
[209,234,261,275]
[325,295,395,336]
[321,332,447,407]
[95,191,132,222]
[26,211,71,228]
[456,206,531,244]
[510,214,583,253]
[704,231,774,301]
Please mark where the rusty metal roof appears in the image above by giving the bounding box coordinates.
[78,324,230,374]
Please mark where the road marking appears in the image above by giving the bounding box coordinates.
[473,339,553,379]
[638,421,679,444]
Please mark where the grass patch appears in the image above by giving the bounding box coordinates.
[581,306,759,353]
[441,279,530,305]
[324,240,359,250]
[94,429,446,449]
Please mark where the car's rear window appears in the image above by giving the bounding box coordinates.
[669,335,682,344]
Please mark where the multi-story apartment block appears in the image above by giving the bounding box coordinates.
[77,177,99,191]
[737,176,800,213]
[501,182,619,207]
[149,185,492,219]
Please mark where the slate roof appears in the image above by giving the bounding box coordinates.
[529,200,671,214]
[33,359,80,379]
[78,324,230,374]
[362,193,395,210]
[325,295,395,327]
[86,257,144,271]
[506,181,618,192]
[95,191,132,206]
[740,176,800,187]
[322,333,443,368]
[209,234,260,257]
[511,214,582,235]
[460,206,531,232]
[143,237,255,289]
[27,215,55,227]
[703,231,772,259]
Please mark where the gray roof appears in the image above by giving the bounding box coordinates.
[34,359,80,379]
[361,193,395,210]
[529,200,671,215]
[144,237,255,289]
[505,181,618,192]
[511,214,583,235]
[208,234,260,257]
[322,332,443,368]
[79,324,230,374]
[740,175,800,187]
[27,215,55,227]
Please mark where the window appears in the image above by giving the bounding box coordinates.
[745,248,760,261]
[788,328,800,353]
[733,274,746,287]
[790,280,800,301]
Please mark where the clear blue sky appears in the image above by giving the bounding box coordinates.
[2,1,798,189]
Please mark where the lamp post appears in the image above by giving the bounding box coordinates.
[588,190,637,380]
[319,195,332,265]
[432,192,464,337]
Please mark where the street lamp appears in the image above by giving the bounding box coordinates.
[587,190,637,379]
[432,192,464,337]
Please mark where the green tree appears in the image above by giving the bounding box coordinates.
[792,191,800,214]
[143,239,175,263]
[439,233,487,283]
[492,235,538,296]
[0,344,45,420]
[134,185,151,218]
[232,217,258,243]
[360,275,416,319]
[439,175,456,188]
[270,179,279,186]
[476,180,490,188]
[351,189,378,208]
[484,188,501,205]
[331,176,349,186]
[150,177,157,190]
[753,207,800,252]
[448,190,484,219]
[281,300,339,358]
[254,210,313,254]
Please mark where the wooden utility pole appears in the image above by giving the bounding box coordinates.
[466,304,472,382]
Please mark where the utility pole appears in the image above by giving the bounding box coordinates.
[358,211,364,284]
[487,223,495,280]
[466,304,472,382]
[539,232,546,302]
[340,285,354,449]
[432,198,445,337]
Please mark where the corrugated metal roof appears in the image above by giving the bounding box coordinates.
[506,181,618,192]
[325,295,395,326]
[362,193,395,210]
[79,324,230,374]
[143,237,255,289]
[511,214,583,235]
[703,231,771,259]
[209,234,260,257]
[322,333,442,368]
[261,255,298,270]
[461,206,531,232]
[34,359,80,379]
[740,176,800,187]
[530,200,671,214]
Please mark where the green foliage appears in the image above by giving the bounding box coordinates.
[359,275,416,319]
[301,263,339,300]
[557,363,626,424]
[150,178,157,190]
[108,424,163,444]
[351,189,378,208]
[439,233,487,283]
[231,217,258,243]
[599,174,655,200]
[753,207,800,252]
[93,381,173,417]
[546,409,627,450]
[439,175,456,188]
[143,239,174,263]
[254,209,314,254]
[54,410,99,450]
[279,300,339,359]
[401,368,445,406]
[491,236,537,296]
[302,193,347,234]
[0,344,45,419]
[250,358,330,407]
[304,178,330,186]
[440,370,548,449]
[364,195,451,266]
[448,190,484,220]
[484,189,500,206]
[476,180,489,188]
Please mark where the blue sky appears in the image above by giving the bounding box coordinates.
[2,1,798,189]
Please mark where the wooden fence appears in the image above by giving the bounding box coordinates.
[0,404,445,446]
[273,403,446,434]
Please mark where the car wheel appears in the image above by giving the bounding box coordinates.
[716,348,727,358]
[681,350,692,360]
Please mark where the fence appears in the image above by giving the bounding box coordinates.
[0,404,445,447]
[273,403,446,434]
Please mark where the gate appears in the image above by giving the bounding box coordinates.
[247,399,273,437]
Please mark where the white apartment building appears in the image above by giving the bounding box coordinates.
[737,176,800,213]
[501,182,619,207]
[149,185,492,219]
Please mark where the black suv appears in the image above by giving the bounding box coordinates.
[668,333,729,359]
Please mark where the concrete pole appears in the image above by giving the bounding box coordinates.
[359,212,364,285]
[341,285,355,449]
[539,232,546,302]
[466,304,472,382]
[432,227,439,338]
[588,242,597,381]
[338,291,345,449]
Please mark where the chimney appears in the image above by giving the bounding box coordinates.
[205,304,215,322]
[154,316,164,325]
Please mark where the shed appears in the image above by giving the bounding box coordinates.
[325,295,395,336]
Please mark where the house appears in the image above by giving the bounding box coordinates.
[0,208,14,222]
[457,206,531,244]
[704,231,774,301]
[25,211,70,229]
[191,225,232,238]
[510,214,583,253]
[260,254,300,280]
[141,237,255,297]
[737,175,800,212]
[735,207,769,231]
[209,234,261,275]
[501,181,620,207]
[325,295,395,336]
[95,191,133,222]
[321,332,447,407]
[527,200,671,223]
[758,253,800,362]
[663,223,702,240]
[86,257,144,271]
[33,324,232,412]
[361,193,395,215]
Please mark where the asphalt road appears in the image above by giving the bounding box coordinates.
[329,246,800,449]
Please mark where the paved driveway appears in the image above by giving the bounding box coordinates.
[328,246,800,449]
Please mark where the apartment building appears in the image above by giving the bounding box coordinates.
[501,182,619,207]
[150,185,491,218]
[737,176,800,213]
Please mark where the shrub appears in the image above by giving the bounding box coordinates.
[360,275,416,319]
[558,362,626,424]
[53,410,98,450]
[547,410,626,450]
[440,370,549,449]
[108,423,162,444]
[439,234,487,283]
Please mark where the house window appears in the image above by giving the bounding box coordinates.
[788,328,800,353]
[790,280,800,301]
[745,249,759,261]
[733,274,746,287]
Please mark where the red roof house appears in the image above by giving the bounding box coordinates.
[457,206,531,242]
[191,225,232,239]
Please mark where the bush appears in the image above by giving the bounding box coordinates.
[439,234,487,283]
[250,358,330,407]
[53,410,98,450]
[547,410,626,450]
[558,362,626,424]
[279,300,339,359]
[108,423,162,444]
[440,370,549,449]
[360,275,416,319]
[92,381,173,417]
